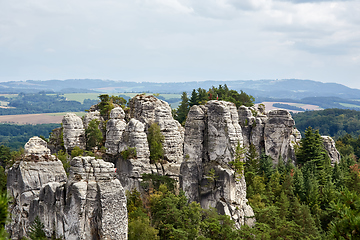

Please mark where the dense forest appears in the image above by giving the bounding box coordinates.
[0,92,98,115]
[293,109,360,138]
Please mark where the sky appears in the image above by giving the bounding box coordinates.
[0,0,360,89]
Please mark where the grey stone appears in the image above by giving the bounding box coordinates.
[322,136,341,165]
[62,113,85,152]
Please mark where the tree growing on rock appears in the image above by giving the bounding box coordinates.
[147,123,165,163]
[85,119,103,151]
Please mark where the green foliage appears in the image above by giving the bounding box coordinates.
[70,146,83,158]
[97,94,127,118]
[0,92,92,115]
[147,123,164,163]
[120,147,137,160]
[55,150,70,174]
[126,189,160,240]
[174,86,254,125]
[141,174,177,192]
[293,108,360,138]
[174,92,189,126]
[0,123,60,150]
[205,168,218,184]
[28,216,47,240]
[98,94,114,118]
[229,142,246,181]
[85,119,103,151]
[329,188,360,239]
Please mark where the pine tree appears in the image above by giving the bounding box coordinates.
[189,89,198,107]
[175,92,189,126]
[28,216,47,240]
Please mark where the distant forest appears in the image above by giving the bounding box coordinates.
[0,123,60,150]
[0,92,98,115]
[293,109,360,138]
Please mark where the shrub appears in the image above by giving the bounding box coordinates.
[120,147,137,160]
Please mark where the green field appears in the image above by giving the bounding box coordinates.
[339,103,360,108]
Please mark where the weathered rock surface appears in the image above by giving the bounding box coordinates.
[24,136,51,157]
[62,113,86,152]
[129,95,184,163]
[65,156,127,240]
[239,106,300,164]
[7,139,128,240]
[322,136,341,165]
[105,107,127,155]
[181,101,255,228]
[7,138,67,238]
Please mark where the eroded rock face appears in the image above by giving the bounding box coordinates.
[239,106,300,164]
[7,139,128,240]
[7,138,67,238]
[83,110,103,128]
[181,101,255,228]
[65,157,128,240]
[264,110,297,164]
[322,136,341,165]
[105,107,127,155]
[129,95,184,163]
[62,113,86,152]
[24,136,51,157]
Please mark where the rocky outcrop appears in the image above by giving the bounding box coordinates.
[105,107,127,155]
[264,110,297,164]
[129,95,184,163]
[64,156,127,240]
[62,113,86,152]
[7,138,128,240]
[322,136,341,165]
[7,138,67,238]
[238,106,300,164]
[181,101,255,228]
[24,136,52,157]
[83,110,103,128]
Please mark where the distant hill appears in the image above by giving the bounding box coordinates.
[1,78,360,110]
[0,79,359,98]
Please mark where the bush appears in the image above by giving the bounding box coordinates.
[120,147,137,160]
[71,146,83,158]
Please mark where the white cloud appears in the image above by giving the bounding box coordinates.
[0,0,359,88]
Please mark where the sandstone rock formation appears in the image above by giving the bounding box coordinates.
[182,101,255,228]
[64,156,127,240]
[129,95,184,163]
[321,136,341,165]
[24,136,52,157]
[62,113,86,152]
[7,138,67,238]
[238,106,300,164]
[105,107,127,155]
[7,138,128,240]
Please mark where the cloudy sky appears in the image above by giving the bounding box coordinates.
[1,0,359,88]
